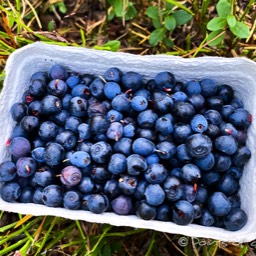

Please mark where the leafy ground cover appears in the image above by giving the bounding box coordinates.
[0,0,255,255]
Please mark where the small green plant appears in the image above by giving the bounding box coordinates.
[206,0,250,46]
[107,0,137,22]
[146,2,193,47]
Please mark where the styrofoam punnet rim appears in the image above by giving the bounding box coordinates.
[1,42,256,242]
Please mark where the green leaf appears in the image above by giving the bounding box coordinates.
[149,28,166,46]
[172,10,192,26]
[216,0,231,17]
[57,2,67,14]
[125,3,137,20]
[227,14,236,27]
[164,16,176,31]
[165,0,194,15]
[146,6,159,20]
[163,38,174,48]
[207,17,227,31]
[94,40,121,52]
[152,17,162,29]
[111,0,123,17]
[230,21,250,38]
[206,30,225,46]
[165,2,174,10]
[107,9,115,21]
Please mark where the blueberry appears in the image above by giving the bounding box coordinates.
[144,184,165,206]
[56,130,77,151]
[16,157,37,178]
[123,123,135,138]
[193,202,202,219]
[176,144,192,163]
[42,184,63,207]
[207,96,224,110]
[104,82,121,100]
[89,115,108,134]
[9,137,31,158]
[47,79,68,98]
[217,174,239,196]
[152,91,173,114]
[66,73,80,88]
[205,124,220,139]
[172,102,195,122]
[195,185,208,204]
[69,96,87,117]
[134,180,148,200]
[217,84,234,103]
[146,154,159,165]
[22,89,34,104]
[87,194,109,214]
[43,142,65,166]
[181,164,201,183]
[198,209,215,227]
[113,138,132,156]
[156,141,176,160]
[33,187,44,204]
[107,122,123,141]
[145,163,167,184]
[137,110,158,129]
[28,101,43,117]
[215,135,238,155]
[63,190,81,210]
[18,187,34,203]
[201,170,220,187]
[91,141,112,163]
[132,138,155,156]
[122,71,143,91]
[173,123,192,143]
[214,153,232,172]
[71,84,91,99]
[108,153,127,175]
[89,78,105,99]
[49,64,68,80]
[10,124,29,140]
[136,128,157,142]
[183,184,197,203]
[229,108,251,128]
[30,71,48,83]
[228,194,241,209]
[91,166,111,183]
[111,195,133,215]
[0,182,21,202]
[62,93,72,110]
[223,208,247,231]
[232,146,251,166]
[41,95,62,115]
[131,96,148,112]
[61,166,82,187]
[230,98,244,109]
[203,109,222,125]
[10,103,28,122]
[134,89,150,100]
[156,204,172,221]
[118,175,137,195]
[104,67,122,83]
[32,147,45,163]
[69,151,91,168]
[221,105,235,120]
[136,201,156,220]
[38,121,58,141]
[186,134,212,159]
[220,122,238,137]
[187,94,205,111]
[171,91,187,102]
[190,114,208,133]
[208,192,231,216]
[34,166,55,187]
[80,73,94,86]
[106,109,123,123]
[155,116,173,135]
[0,161,17,182]
[104,179,121,199]
[227,166,243,179]
[163,176,183,201]
[172,200,194,225]
[111,94,131,112]
[78,177,94,194]
[184,80,201,95]
[154,71,175,91]
[200,79,217,97]
[195,153,215,171]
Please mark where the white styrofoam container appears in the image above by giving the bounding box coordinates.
[0,42,256,242]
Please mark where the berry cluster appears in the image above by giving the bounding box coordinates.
[0,64,252,231]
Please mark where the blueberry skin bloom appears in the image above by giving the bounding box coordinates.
[108,153,127,175]
[38,121,58,142]
[111,94,131,112]
[10,102,28,122]
[154,71,176,91]
[104,67,122,83]
[186,134,212,159]
[136,201,157,220]
[61,166,82,187]
[215,135,238,155]
[69,96,87,117]
[181,164,201,183]
[111,195,133,215]
[0,161,17,182]
[43,142,65,166]
[132,138,155,156]
[137,110,158,129]
[41,95,62,115]
[9,137,31,159]
[208,192,231,216]
[42,185,63,207]
[190,114,208,133]
[223,208,247,231]
[91,141,112,164]
[70,151,91,168]
[104,82,121,99]
[172,200,194,225]
[63,191,81,210]
[16,157,37,178]
[122,71,143,91]
[0,182,21,202]
[131,96,148,112]
[144,184,165,206]
[145,163,167,184]
[107,122,123,141]
[87,194,109,214]
[48,64,68,80]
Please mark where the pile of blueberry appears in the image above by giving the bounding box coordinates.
[0,64,252,231]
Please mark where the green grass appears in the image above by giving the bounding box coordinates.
[0,0,255,255]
